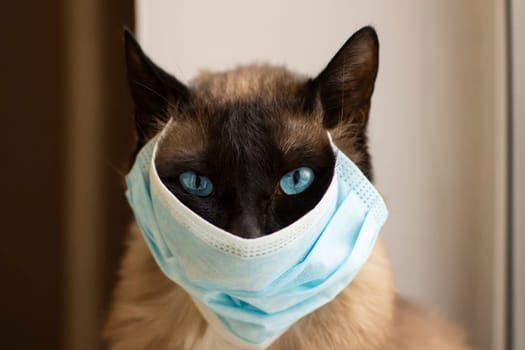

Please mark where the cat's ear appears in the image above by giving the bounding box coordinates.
[314,26,379,129]
[124,29,190,143]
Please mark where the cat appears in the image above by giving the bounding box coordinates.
[104,26,472,350]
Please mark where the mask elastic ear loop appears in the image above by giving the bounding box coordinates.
[327,131,339,153]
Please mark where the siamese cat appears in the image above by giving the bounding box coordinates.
[105,27,471,350]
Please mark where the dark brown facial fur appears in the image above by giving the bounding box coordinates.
[156,97,335,238]
[124,27,379,238]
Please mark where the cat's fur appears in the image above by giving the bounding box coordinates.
[104,27,472,349]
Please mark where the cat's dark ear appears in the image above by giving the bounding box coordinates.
[314,26,379,129]
[124,29,190,144]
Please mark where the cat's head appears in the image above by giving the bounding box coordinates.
[124,27,379,238]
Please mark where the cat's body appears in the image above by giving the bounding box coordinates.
[105,28,472,349]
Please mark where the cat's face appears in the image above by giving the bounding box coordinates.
[124,27,379,238]
[154,67,336,238]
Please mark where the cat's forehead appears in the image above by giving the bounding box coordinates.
[156,64,327,163]
[189,64,305,103]
[158,105,325,160]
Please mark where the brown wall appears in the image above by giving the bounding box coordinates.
[0,1,65,349]
[99,0,136,317]
[0,1,134,349]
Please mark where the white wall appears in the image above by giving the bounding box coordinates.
[136,2,507,349]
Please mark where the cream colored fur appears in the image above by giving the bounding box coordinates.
[104,222,471,350]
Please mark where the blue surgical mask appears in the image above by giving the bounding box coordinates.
[125,129,388,350]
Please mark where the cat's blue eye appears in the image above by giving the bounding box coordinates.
[179,171,213,197]
[279,167,315,195]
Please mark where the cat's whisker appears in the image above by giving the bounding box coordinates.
[105,158,128,178]
[133,81,179,110]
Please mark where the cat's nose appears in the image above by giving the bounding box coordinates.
[227,214,264,239]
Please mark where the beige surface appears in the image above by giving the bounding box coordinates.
[136,2,507,349]
[510,0,525,349]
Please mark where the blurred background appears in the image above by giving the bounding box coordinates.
[1,1,522,350]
